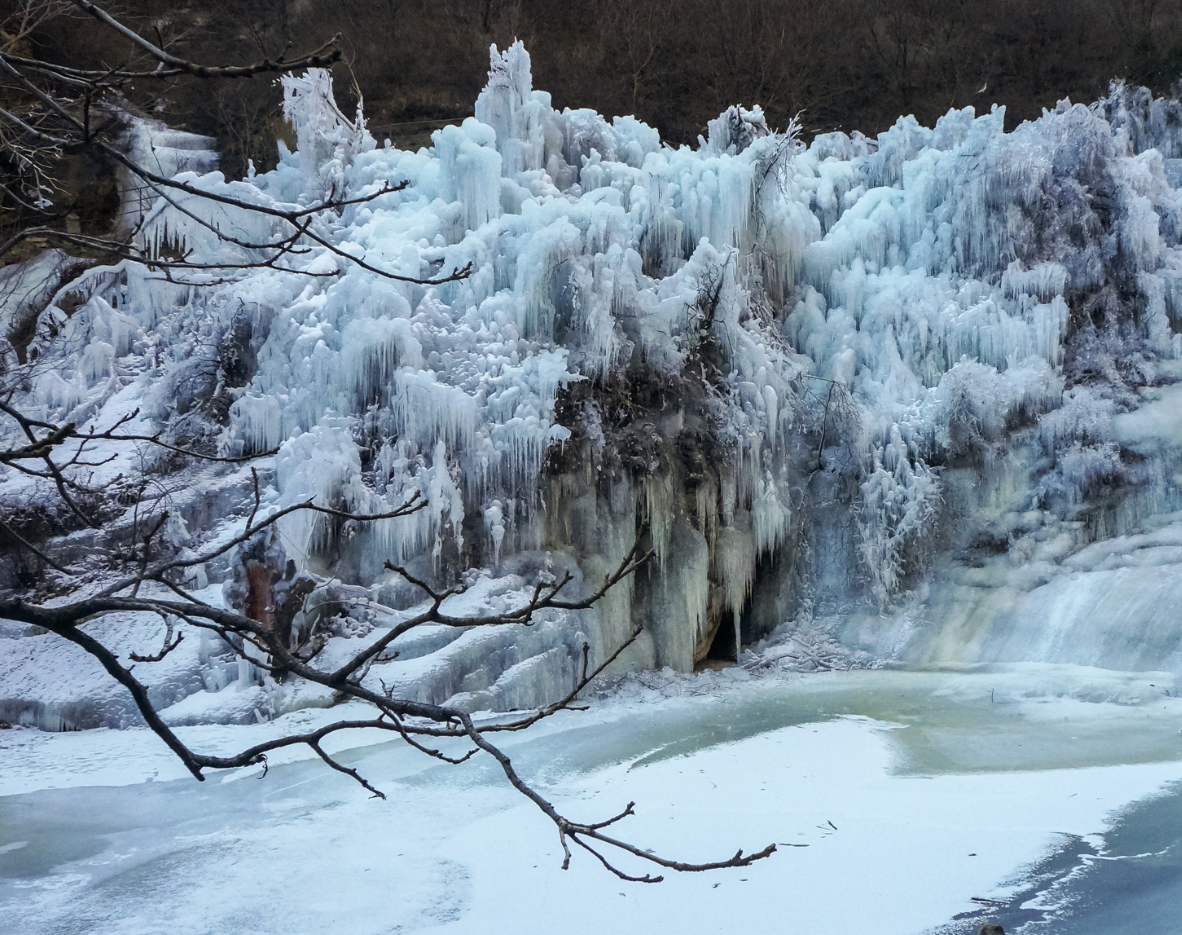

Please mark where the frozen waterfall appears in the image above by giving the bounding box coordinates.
[5,42,1182,730]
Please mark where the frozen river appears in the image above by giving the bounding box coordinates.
[3,665,1182,934]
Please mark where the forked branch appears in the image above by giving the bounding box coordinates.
[0,510,774,882]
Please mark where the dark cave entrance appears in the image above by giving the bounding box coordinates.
[698,549,789,668]
[704,609,742,663]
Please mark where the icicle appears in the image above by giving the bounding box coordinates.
[642,474,675,570]
[484,500,506,565]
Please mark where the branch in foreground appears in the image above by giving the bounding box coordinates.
[0,521,775,881]
[68,0,343,81]
[454,707,777,882]
[0,1,474,287]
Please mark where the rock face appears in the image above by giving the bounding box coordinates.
[5,43,1182,726]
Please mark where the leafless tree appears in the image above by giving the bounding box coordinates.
[0,0,471,288]
[0,0,775,880]
[0,400,775,881]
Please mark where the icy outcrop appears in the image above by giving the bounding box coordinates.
[6,47,1182,728]
[0,249,93,369]
[113,116,219,233]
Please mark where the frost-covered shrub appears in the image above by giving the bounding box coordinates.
[1034,386,1125,505]
[1039,441,1124,504]
[281,68,374,185]
[921,358,1062,464]
[704,105,770,156]
[1038,386,1115,451]
[856,429,941,609]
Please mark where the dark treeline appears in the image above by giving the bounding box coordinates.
[17,0,1182,179]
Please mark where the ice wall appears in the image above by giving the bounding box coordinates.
[6,48,1182,727]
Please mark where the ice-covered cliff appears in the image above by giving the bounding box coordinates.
[5,43,1182,729]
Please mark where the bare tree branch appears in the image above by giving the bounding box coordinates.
[68,0,343,81]
[0,0,776,883]
[127,619,183,662]
[0,0,472,289]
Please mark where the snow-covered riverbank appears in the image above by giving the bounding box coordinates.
[4,666,1181,935]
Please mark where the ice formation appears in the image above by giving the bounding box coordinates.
[5,42,1182,729]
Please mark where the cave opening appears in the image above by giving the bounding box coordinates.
[698,549,790,668]
[703,609,742,664]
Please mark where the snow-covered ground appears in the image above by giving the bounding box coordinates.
[4,666,1182,935]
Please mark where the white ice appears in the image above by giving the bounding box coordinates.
[3,667,1182,934]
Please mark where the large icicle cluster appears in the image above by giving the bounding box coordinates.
[6,45,1182,727]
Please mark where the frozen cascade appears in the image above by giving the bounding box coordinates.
[7,50,1182,730]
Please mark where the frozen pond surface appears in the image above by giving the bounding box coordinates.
[4,665,1182,934]
[931,779,1182,935]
